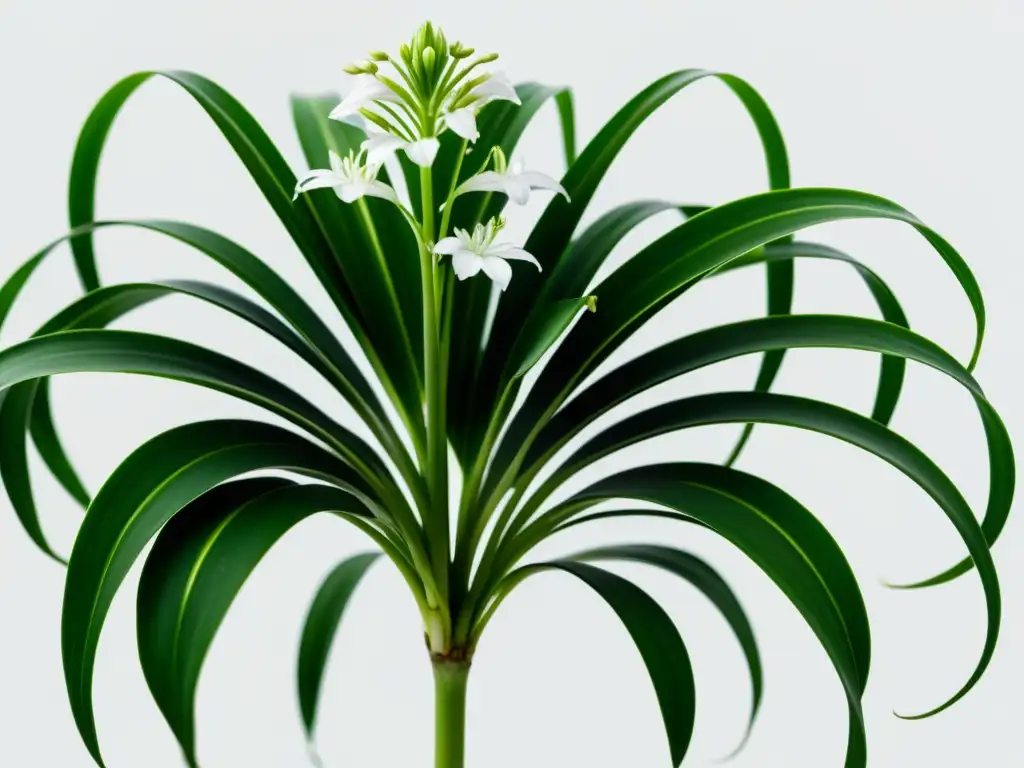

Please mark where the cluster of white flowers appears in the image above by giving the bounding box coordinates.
[293,22,567,291]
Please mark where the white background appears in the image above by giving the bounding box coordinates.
[1,0,1022,766]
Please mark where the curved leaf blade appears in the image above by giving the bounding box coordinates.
[574,543,762,756]
[297,551,380,736]
[137,479,375,764]
[550,391,999,718]
[61,419,371,765]
[496,561,697,767]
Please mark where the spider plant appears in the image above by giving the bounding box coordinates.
[0,20,1014,768]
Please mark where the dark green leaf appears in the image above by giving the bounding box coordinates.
[475,71,792,468]
[496,189,985,501]
[297,551,380,735]
[61,419,371,765]
[504,296,596,383]
[493,561,696,767]
[445,83,577,464]
[67,71,424,444]
[290,93,424,411]
[538,391,999,719]
[526,467,868,767]
[574,544,761,756]
[137,479,375,764]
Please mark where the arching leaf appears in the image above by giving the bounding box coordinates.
[137,479,377,765]
[297,551,381,736]
[573,544,762,756]
[485,561,696,767]
[61,419,375,766]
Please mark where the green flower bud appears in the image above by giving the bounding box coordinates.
[585,295,599,313]
[369,50,390,62]
[491,146,509,174]
[477,52,499,64]
[422,46,437,78]
[400,43,414,68]
[450,42,474,59]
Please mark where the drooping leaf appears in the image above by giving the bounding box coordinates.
[529,391,1000,720]
[573,544,762,756]
[67,70,424,444]
[487,561,696,767]
[472,71,792,468]
[506,467,869,767]
[137,478,376,765]
[297,551,381,736]
[715,240,910,427]
[61,419,374,765]
[511,316,1012,591]
[493,189,985,505]
[503,296,596,383]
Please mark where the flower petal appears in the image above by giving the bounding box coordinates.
[480,254,513,291]
[504,177,532,205]
[443,108,479,142]
[434,236,462,256]
[336,180,367,204]
[293,169,343,200]
[329,76,399,120]
[361,133,407,165]
[405,137,441,168]
[491,245,542,270]
[471,72,521,106]
[452,251,484,281]
[452,171,508,199]
[516,170,570,200]
[362,180,399,204]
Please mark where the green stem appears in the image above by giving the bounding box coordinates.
[433,660,470,768]
[421,165,450,608]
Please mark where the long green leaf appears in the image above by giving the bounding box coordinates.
[61,419,371,765]
[485,561,696,767]
[67,71,424,446]
[514,316,1012,588]
[716,241,910,426]
[445,83,577,464]
[290,93,423,408]
[473,71,792,468]
[531,391,999,719]
[509,467,868,767]
[297,551,381,736]
[574,544,762,756]
[0,328,402,507]
[137,479,377,765]
[494,188,985,503]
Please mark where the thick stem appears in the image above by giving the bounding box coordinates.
[433,659,470,768]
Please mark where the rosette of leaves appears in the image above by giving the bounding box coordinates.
[0,20,1013,768]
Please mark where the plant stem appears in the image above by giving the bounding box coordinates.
[433,659,470,768]
[420,165,450,607]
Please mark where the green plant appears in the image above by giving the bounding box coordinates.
[0,19,1014,768]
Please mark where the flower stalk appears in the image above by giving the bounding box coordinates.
[290,18,570,765]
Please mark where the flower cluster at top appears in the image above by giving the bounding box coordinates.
[292,22,568,291]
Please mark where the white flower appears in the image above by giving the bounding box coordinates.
[452,159,568,205]
[434,218,540,291]
[362,132,440,169]
[440,72,521,143]
[329,75,401,121]
[293,149,398,204]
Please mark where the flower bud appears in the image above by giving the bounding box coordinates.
[585,295,598,313]
[368,50,390,62]
[450,42,474,59]
[491,146,509,174]
[400,43,414,68]
[435,28,449,59]
[422,46,437,77]
[477,52,499,64]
